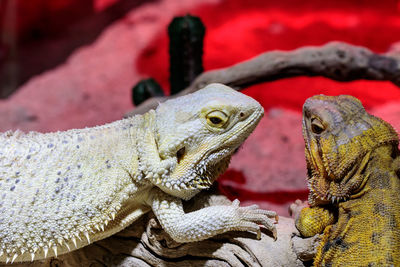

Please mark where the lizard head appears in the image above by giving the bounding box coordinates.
[154,83,264,200]
[302,94,398,205]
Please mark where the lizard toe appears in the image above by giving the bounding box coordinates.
[236,205,278,240]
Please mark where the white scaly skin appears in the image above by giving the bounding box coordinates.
[0,83,277,263]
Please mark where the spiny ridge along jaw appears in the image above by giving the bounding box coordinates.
[308,182,349,204]
[307,156,368,205]
[192,148,232,186]
[307,145,373,205]
[167,148,232,191]
[306,156,349,204]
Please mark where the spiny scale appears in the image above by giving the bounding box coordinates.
[0,225,108,263]
[11,254,17,264]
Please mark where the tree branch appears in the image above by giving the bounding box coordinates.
[3,193,313,267]
[126,41,400,116]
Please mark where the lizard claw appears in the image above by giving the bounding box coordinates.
[232,199,278,240]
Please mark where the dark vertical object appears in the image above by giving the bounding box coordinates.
[0,0,18,98]
[168,14,205,95]
[131,78,165,106]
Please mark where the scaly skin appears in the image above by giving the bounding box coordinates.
[0,83,278,263]
[295,95,400,266]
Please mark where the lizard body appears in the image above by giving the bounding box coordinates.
[0,83,277,263]
[295,95,400,266]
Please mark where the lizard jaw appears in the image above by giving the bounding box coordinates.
[174,145,231,188]
[306,149,349,205]
[306,149,370,205]
[167,147,232,199]
[308,174,349,204]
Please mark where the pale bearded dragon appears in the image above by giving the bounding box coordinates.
[0,83,277,263]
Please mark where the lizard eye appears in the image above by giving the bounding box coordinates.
[311,118,325,134]
[206,111,228,128]
[210,117,222,124]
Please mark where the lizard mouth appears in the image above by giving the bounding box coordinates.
[171,144,233,190]
[192,149,232,188]
[305,139,353,204]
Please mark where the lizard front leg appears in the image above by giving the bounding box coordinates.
[148,188,278,242]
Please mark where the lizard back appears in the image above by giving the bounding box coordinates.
[0,118,146,262]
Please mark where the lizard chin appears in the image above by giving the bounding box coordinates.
[155,146,233,200]
[308,172,349,205]
[306,148,350,205]
[306,147,371,205]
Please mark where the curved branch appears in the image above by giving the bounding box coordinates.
[126,41,400,116]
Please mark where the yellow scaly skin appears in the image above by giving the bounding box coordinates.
[0,83,278,263]
[295,95,400,266]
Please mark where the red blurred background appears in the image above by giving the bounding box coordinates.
[138,0,400,110]
[1,0,400,214]
[2,0,400,107]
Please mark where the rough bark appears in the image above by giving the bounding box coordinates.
[126,41,400,116]
[4,193,315,267]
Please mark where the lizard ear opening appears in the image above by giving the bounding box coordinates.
[176,147,185,163]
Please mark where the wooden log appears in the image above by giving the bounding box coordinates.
[3,193,316,266]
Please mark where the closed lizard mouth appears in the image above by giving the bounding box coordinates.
[159,107,264,200]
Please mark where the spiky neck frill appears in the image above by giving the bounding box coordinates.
[139,141,233,200]
[306,146,372,206]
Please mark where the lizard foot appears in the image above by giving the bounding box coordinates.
[232,199,279,240]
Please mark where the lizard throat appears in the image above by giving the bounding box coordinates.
[307,148,371,205]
